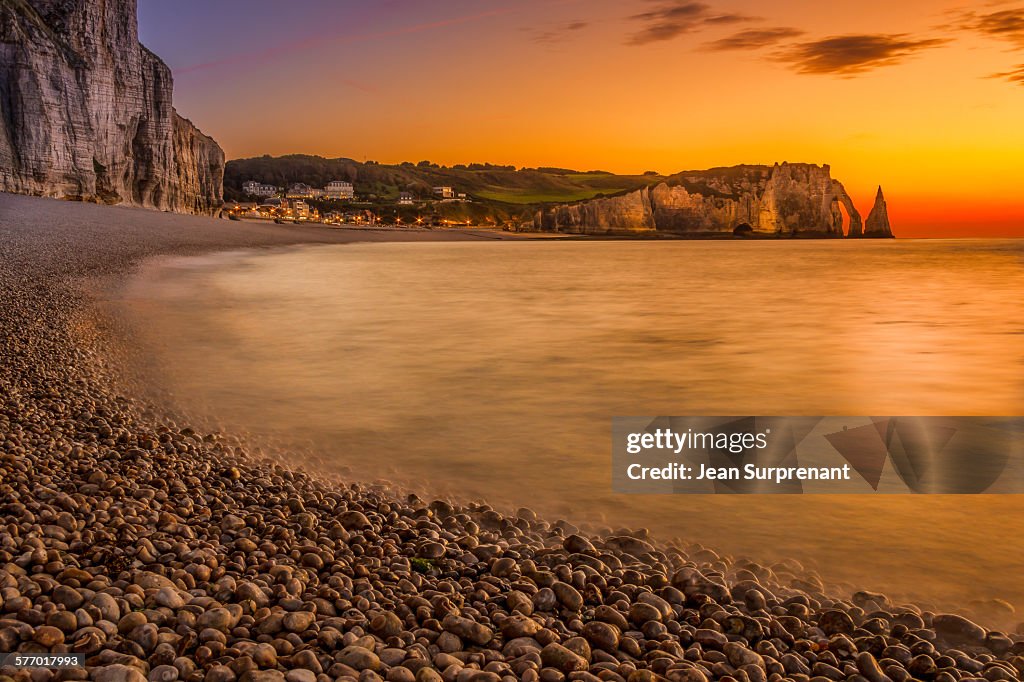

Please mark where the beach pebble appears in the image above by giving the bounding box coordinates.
[857,652,894,682]
[819,610,855,635]
[581,621,620,652]
[93,665,148,682]
[154,587,186,609]
[442,615,494,645]
[283,611,315,633]
[340,646,381,671]
[149,665,179,682]
[540,643,588,673]
[933,614,987,646]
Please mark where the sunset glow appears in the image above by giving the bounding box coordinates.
[140,0,1024,237]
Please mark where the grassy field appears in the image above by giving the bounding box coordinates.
[474,187,628,204]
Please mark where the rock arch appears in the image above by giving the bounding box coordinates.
[831,180,863,237]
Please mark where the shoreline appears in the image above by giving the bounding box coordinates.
[111,237,1024,626]
[1,193,1022,680]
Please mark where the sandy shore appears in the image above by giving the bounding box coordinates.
[1,193,1021,682]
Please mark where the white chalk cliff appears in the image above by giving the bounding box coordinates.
[534,163,894,238]
[0,0,224,214]
[864,187,895,238]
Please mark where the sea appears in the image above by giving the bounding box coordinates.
[114,237,1024,627]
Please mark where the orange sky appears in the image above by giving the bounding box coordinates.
[140,0,1024,237]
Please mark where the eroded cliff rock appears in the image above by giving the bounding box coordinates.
[0,0,224,214]
[863,186,894,238]
[534,163,885,238]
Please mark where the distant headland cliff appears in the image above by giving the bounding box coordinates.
[534,163,894,238]
[0,0,224,215]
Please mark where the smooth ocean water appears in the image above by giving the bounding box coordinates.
[117,238,1024,627]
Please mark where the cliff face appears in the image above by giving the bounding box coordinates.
[534,163,883,238]
[0,0,224,214]
[864,187,894,238]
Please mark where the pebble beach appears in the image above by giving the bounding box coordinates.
[1,194,1022,682]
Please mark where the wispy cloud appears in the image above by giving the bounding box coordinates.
[774,34,949,75]
[702,13,755,26]
[704,27,804,51]
[947,4,1024,86]
[990,63,1024,84]
[627,1,757,46]
[533,20,589,44]
[624,3,958,78]
[956,6,1024,49]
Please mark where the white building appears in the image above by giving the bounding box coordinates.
[291,200,310,219]
[326,180,355,200]
[398,191,414,205]
[286,183,314,199]
[433,186,455,199]
[243,181,279,198]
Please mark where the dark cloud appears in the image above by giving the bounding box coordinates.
[532,20,589,44]
[957,6,1024,48]
[702,13,756,26]
[625,2,953,80]
[990,63,1024,84]
[704,27,804,51]
[774,34,949,75]
[952,5,1024,86]
[627,2,757,46]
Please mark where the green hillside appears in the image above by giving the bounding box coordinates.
[224,155,661,211]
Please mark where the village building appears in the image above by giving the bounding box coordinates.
[326,180,355,200]
[286,183,314,199]
[242,180,279,198]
